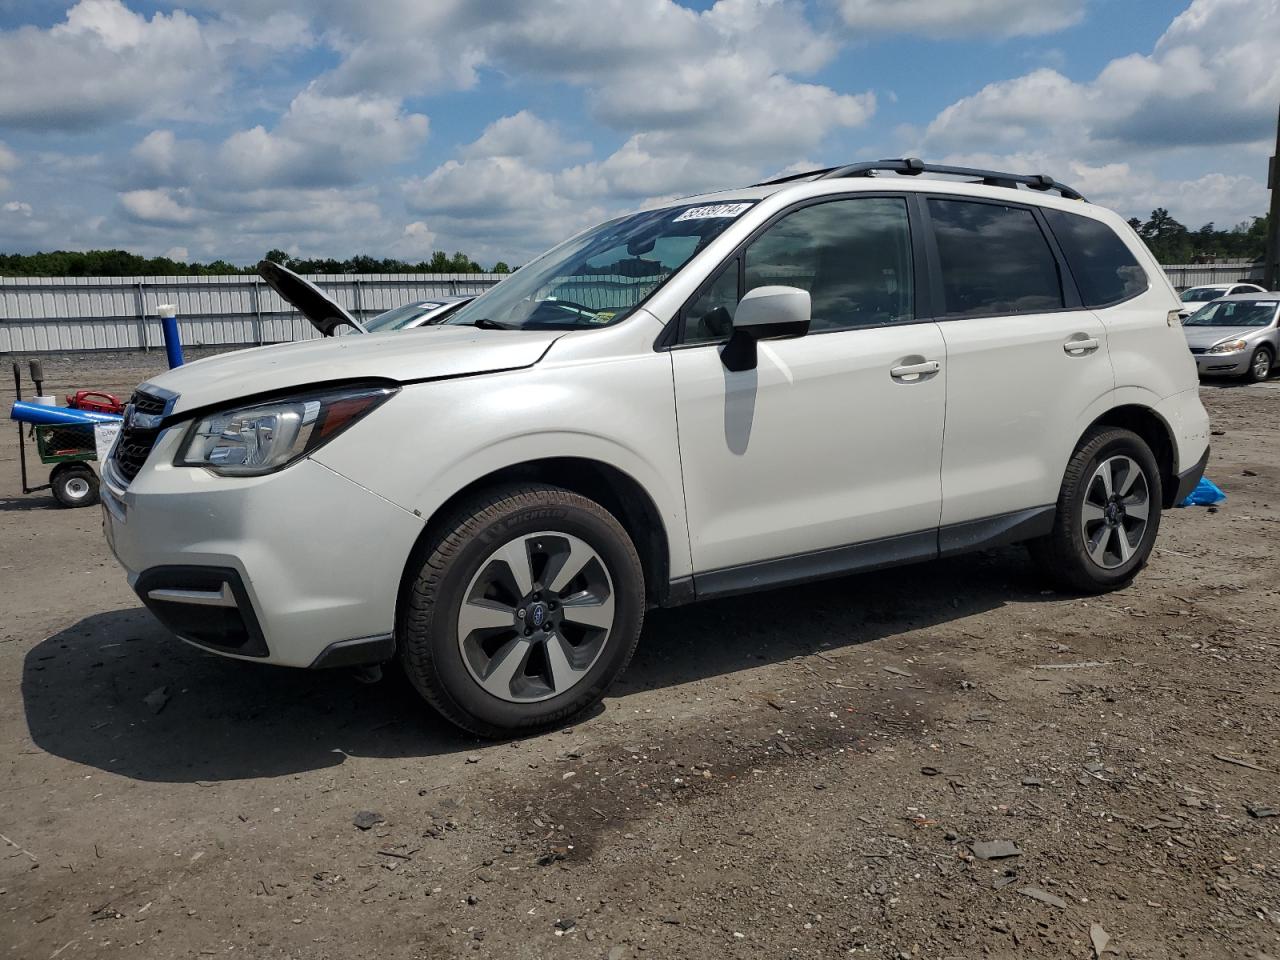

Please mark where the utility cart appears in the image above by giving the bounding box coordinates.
[9,360,122,508]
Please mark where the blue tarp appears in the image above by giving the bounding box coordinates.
[1179,476,1226,507]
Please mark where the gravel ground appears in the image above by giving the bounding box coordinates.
[1,351,1278,960]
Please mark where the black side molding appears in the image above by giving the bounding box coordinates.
[673,506,1062,603]
[938,506,1056,558]
[694,529,937,601]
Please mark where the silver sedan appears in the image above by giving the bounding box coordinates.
[1183,293,1279,382]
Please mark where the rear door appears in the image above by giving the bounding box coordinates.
[924,196,1113,535]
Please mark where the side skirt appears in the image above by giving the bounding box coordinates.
[672,505,1057,604]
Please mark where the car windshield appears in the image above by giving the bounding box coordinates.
[1181,286,1228,302]
[1184,301,1277,326]
[443,202,756,330]
[363,301,444,333]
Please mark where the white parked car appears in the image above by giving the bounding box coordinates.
[1178,282,1266,317]
[102,159,1210,736]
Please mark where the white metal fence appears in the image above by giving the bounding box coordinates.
[0,263,1269,354]
[0,273,503,353]
[1162,261,1264,290]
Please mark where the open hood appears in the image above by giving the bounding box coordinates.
[257,260,367,336]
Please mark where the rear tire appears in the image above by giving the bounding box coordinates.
[398,484,645,738]
[50,463,99,508]
[1246,345,1273,383]
[1030,427,1162,593]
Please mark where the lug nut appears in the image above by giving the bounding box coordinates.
[517,609,526,620]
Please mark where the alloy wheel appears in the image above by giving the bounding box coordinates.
[1253,350,1271,380]
[457,531,615,703]
[1080,455,1150,570]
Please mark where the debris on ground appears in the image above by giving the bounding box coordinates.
[142,686,170,714]
[971,840,1022,860]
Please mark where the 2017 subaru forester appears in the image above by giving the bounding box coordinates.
[101,159,1210,736]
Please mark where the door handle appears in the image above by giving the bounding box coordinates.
[890,360,941,380]
[1063,336,1099,355]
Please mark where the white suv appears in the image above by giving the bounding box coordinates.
[102,159,1210,736]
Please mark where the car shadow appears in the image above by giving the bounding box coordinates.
[22,546,1050,784]
[0,494,65,512]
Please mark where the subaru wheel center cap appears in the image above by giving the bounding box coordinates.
[529,602,547,628]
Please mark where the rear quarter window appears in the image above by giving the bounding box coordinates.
[1043,209,1148,307]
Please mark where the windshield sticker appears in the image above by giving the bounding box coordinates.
[1259,301,1277,308]
[673,203,753,222]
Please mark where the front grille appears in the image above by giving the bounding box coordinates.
[111,389,168,484]
[131,391,168,417]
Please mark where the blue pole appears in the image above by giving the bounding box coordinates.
[158,304,183,368]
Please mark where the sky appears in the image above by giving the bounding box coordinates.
[0,0,1276,267]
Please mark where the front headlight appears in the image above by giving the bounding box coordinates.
[1206,339,1248,355]
[176,384,396,476]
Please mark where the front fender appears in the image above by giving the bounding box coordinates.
[312,357,693,579]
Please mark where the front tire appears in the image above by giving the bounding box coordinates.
[1246,346,1273,383]
[399,484,645,737]
[1031,427,1162,593]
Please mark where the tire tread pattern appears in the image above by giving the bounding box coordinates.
[399,483,644,738]
[1030,426,1162,594]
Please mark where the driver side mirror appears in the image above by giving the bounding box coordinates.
[720,285,811,372]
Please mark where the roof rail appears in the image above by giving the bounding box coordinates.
[754,158,1087,201]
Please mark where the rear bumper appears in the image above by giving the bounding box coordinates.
[1172,446,1210,505]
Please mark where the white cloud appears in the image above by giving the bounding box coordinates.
[832,0,1085,38]
[162,245,189,260]
[214,87,428,189]
[922,0,1280,155]
[461,111,588,164]
[119,188,199,225]
[0,0,222,130]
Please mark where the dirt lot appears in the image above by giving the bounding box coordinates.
[2,352,1278,960]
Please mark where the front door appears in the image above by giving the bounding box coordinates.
[669,195,948,590]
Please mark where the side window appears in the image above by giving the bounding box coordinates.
[1044,208,1149,306]
[928,198,1064,317]
[684,258,739,344]
[744,197,914,333]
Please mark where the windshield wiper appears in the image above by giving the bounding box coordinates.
[461,317,516,330]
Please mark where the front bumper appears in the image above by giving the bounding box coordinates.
[1193,351,1250,376]
[102,427,424,668]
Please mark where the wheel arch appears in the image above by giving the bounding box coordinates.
[397,457,675,627]
[1084,404,1180,508]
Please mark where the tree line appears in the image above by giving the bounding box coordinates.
[1126,210,1270,265]
[0,248,512,277]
